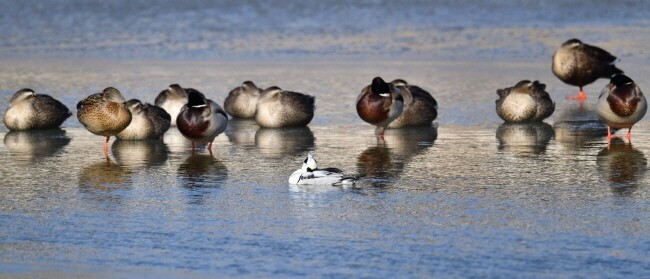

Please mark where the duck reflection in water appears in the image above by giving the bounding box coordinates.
[553,102,609,148]
[177,154,228,204]
[357,126,437,187]
[225,119,258,149]
[78,158,131,203]
[596,138,647,195]
[111,139,169,169]
[496,122,554,155]
[3,129,71,162]
[255,126,315,158]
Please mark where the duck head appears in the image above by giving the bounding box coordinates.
[167,84,188,98]
[561,38,583,48]
[241,81,261,96]
[125,99,145,115]
[102,87,126,102]
[10,88,35,104]
[304,152,318,170]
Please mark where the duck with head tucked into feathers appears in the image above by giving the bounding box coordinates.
[496,80,555,123]
[288,152,357,185]
[224,81,262,119]
[116,99,171,140]
[4,88,71,131]
[176,89,228,153]
[552,38,623,101]
[255,86,315,128]
[155,84,189,126]
[77,87,132,155]
[356,77,407,136]
[597,74,647,143]
[388,79,437,128]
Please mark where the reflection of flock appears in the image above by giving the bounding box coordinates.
[1,38,647,190]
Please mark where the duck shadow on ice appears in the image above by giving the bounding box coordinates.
[357,126,437,188]
[552,103,609,148]
[78,158,132,203]
[596,138,647,196]
[3,129,71,162]
[496,122,554,156]
[177,154,228,204]
[111,139,170,169]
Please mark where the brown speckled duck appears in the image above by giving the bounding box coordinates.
[255,86,315,128]
[3,88,71,130]
[116,99,171,140]
[177,89,228,153]
[388,79,437,128]
[597,74,647,142]
[356,77,405,136]
[224,81,262,119]
[77,87,132,155]
[552,38,623,101]
[155,84,188,126]
[496,80,555,123]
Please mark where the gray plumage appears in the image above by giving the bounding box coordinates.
[496,80,555,123]
[117,99,171,140]
[4,89,71,130]
[255,86,315,128]
[155,84,188,126]
[388,79,438,128]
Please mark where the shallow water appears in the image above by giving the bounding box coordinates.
[3,0,650,277]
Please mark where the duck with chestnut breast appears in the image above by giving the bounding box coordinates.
[255,86,315,128]
[224,80,262,119]
[4,88,71,131]
[597,74,647,142]
[552,38,623,101]
[496,80,555,123]
[388,79,437,128]
[176,89,228,153]
[155,84,188,126]
[77,87,132,155]
[116,99,171,140]
[356,77,407,136]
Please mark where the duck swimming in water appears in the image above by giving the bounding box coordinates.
[357,77,407,136]
[495,80,555,123]
[288,152,357,185]
[388,79,437,128]
[77,87,132,155]
[552,38,623,101]
[255,86,315,128]
[176,89,228,153]
[155,84,189,126]
[3,88,71,131]
[597,74,647,142]
[224,81,262,119]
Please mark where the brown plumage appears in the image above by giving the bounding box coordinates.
[3,89,71,130]
[388,79,437,128]
[176,89,228,153]
[597,74,647,142]
[356,77,404,136]
[255,86,315,128]
[495,80,555,123]
[224,81,262,119]
[77,87,132,155]
[552,38,623,100]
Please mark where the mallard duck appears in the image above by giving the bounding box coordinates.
[4,88,71,130]
[288,152,357,185]
[77,87,132,155]
[255,86,315,128]
[597,74,647,142]
[176,89,228,153]
[552,38,623,100]
[356,77,406,136]
[155,84,188,126]
[388,79,437,128]
[224,81,262,119]
[116,99,171,140]
[496,80,555,123]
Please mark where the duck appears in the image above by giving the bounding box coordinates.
[155,84,188,126]
[176,89,228,153]
[255,86,315,128]
[116,99,171,140]
[495,80,555,123]
[77,87,132,155]
[552,38,623,101]
[288,152,357,185]
[4,89,71,131]
[356,77,407,136]
[224,81,262,119]
[597,74,647,142]
[388,79,437,128]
